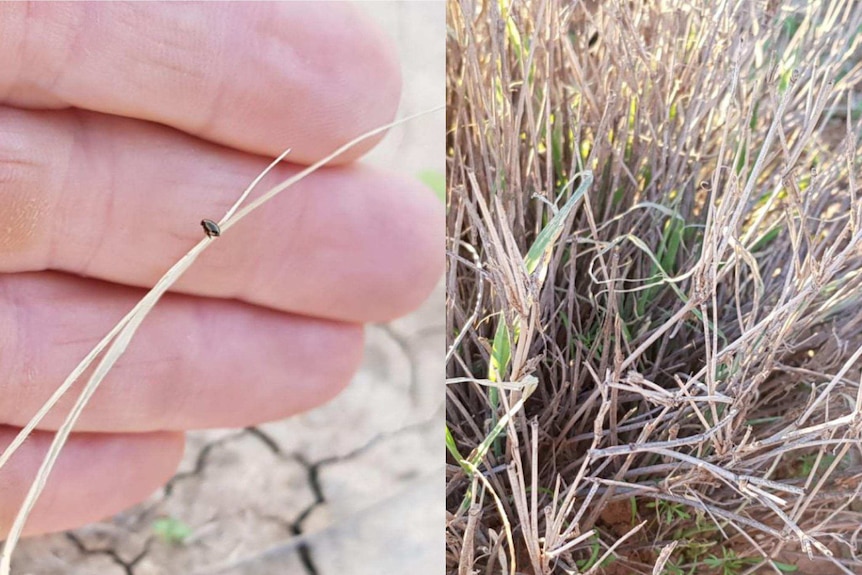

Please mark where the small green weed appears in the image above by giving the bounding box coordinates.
[703,548,758,575]
[152,517,193,545]
[647,500,691,525]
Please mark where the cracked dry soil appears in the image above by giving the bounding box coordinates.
[10,4,443,574]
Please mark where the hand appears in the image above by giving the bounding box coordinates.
[0,2,442,536]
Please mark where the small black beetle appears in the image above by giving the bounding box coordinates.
[201,219,221,238]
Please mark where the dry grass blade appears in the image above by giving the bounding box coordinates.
[0,149,291,477]
[652,541,679,575]
[446,0,862,573]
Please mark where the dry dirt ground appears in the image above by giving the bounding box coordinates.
[11,4,443,574]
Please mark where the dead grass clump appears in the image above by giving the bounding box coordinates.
[445,0,862,573]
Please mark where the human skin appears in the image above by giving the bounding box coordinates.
[0,3,442,536]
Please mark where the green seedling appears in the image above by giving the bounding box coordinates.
[152,517,193,546]
[703,548,757,575]
[575,533,615,571]
[648,500,691,525]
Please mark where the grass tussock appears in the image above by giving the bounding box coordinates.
[445,1,862,573]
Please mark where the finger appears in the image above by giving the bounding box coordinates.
[0,108,442,323]
[0,427,183,537]
[0,272,364,432]
[0,2,401,164]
